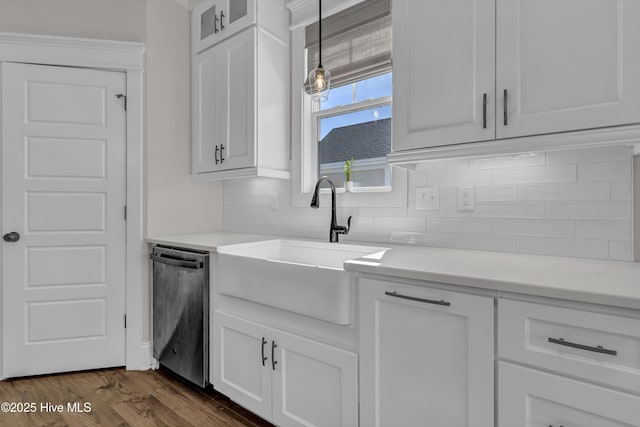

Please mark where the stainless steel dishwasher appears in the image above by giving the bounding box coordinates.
[151,245,209,387]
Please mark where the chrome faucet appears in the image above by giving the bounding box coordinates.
[310,176,351,242]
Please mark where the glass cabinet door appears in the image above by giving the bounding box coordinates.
[192,0,256,54]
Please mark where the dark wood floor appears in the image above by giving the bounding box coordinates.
[0,367,274,427]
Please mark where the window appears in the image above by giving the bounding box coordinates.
[314,73,392,188]
[305,0,393,191]
[289,0,407,208]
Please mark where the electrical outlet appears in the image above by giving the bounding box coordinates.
[457,186,475,211]
[415,187,439,210]
[269,192,279,211]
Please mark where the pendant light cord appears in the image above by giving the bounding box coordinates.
[318,0,322,68]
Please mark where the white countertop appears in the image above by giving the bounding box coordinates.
[147,232,640,310]
[147,231,278,252]
[345,245,640,310]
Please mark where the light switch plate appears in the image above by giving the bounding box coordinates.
[415,187,439,210]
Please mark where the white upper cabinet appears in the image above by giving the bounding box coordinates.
[392,0,495,151]
[192,0,256,54]
[391,0,640,156]
[191,0,290,180]
[496,0,640,139]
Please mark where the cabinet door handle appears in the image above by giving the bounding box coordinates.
[482,93,487,129]
[214,14,219,33]
[215,145,220,164]
[220,144,225,163]
[385,291,451,307]
[503,89,508,126]
[261,337,267,366]
[548,337,617,356]
[220,10,225,30]
[271,341,278,371]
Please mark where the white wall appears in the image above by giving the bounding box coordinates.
[0,0,147,41]
[225,145,635,261]
[145,0,223,237]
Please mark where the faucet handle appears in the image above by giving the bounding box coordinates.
[337,216,351,235]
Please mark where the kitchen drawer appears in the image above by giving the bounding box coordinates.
[499,362,640,427]
[498,298,640,393]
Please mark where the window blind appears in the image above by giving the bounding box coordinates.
[305,0,391,92]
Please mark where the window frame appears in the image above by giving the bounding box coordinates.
[290,26,407,208]
[312,95,393,192]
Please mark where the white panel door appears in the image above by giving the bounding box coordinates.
[272,329,358,427]
[359,278,494,427]
[218,28,255,171]
[1,62,127,378]
[192,45,224,174]
[497,0,640,138]
[392,0,495,150]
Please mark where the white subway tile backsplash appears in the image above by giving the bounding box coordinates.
[492,219,575,237]
[475,186,517,202]
[547,201,632,220]
[474,202,546,218]
[517,182,610,201]
[575,220,632,240]
[577,161,632,182]
[447,233,517,253]
[427,218,491,234]
[611,180,632,201]
[224,146,634,261]
[469,152,545,170]
[374,217,425,232]
[426,170,492,186]
[517,237,610,259]
[547,145,633,164]
[409,173,428,188]
[360,207,408,218]
[415,158,469,172]
[609,241,633,261]
[492,164,576,185]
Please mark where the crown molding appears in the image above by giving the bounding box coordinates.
[0,32,145,71]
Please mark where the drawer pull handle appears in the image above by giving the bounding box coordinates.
[548,337,617,356]
[385,291,451,307]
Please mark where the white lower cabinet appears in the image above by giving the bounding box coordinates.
[213,310,358,427]
[359,278,494,427]
[499,362,640,427]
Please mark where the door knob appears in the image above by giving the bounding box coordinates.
[3,232,20,242]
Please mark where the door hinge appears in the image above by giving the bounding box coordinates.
[116,93,127,111]
[124,205,127,220]
[124,314,127,329]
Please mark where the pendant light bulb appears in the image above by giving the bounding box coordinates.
[314,69,326,90]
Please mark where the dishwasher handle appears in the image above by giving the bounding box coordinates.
[150,253,203,270]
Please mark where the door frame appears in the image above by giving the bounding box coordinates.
[0,32,147,375]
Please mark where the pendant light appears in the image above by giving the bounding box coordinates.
[308,0,330,102]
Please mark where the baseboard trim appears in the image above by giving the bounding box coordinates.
[138,342,157,370]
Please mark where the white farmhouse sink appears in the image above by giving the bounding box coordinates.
[217,239,388,324]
